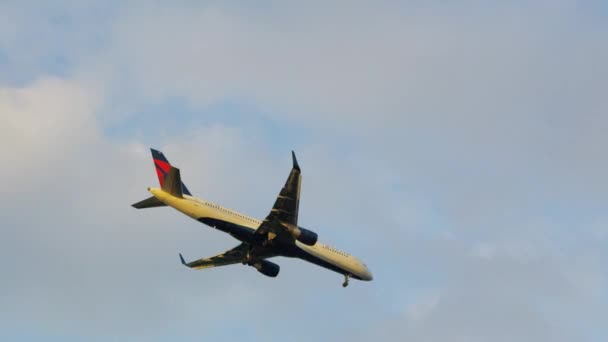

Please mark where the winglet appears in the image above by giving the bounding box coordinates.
[291,150,300,171]
[179,253,187,266]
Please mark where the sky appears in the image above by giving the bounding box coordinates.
[1,1,607,341]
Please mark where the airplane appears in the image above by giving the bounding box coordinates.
[132,149,373,287]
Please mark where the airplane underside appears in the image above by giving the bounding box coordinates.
[197,217,367,281]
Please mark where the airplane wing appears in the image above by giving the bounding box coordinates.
[179,243,248,270]
[255,151,302,240]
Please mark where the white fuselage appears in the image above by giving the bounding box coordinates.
[149,187,373,281]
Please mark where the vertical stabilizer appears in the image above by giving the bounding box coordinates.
[162,166,184,198]
[151,148,192,196]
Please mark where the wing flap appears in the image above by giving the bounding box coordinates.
[255,151,302,239]
[268,151,302,225]
[179,243,248,270]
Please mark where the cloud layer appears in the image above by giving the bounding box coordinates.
[1,1,607,341]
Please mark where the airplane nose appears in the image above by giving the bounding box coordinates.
[361,266,373,281]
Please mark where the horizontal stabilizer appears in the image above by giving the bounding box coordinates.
[132,196,167,209]
[162,166,184,198]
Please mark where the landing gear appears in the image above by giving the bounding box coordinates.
[342,274,350,288]
[242,247,254,265]
[242,251,250,265]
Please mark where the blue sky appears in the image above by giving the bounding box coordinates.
[1,1,607,341]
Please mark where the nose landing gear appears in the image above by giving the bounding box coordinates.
[342,274,350,288]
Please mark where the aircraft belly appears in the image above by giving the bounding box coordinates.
[197,217,257,244]
[293,243,365,280]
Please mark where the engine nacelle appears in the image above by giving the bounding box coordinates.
[293,227,318,246]
[252,260,280,277]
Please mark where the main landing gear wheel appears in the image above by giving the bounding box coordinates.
[342,274,350,288]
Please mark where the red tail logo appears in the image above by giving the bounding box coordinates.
[150,148,192,195]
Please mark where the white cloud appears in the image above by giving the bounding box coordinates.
[78,2,608,238]
[0,78,101,193]
[1,1,608,341]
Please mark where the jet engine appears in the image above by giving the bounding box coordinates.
[252,260,280,277]
[292,227,318,246]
